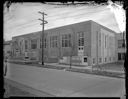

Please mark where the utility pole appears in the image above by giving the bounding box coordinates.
[38,11,48,65]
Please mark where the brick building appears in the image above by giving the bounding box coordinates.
[11,20,117,66]
[115,33,126,61]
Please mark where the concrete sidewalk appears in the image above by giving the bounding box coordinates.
[8,59,124,73]
[7,59,125,78]
[45,63,125,74]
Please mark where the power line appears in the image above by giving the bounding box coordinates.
[6,7,109,30]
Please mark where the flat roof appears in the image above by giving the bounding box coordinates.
[12,20,117,38]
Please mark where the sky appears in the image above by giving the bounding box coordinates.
[4,2,123,41]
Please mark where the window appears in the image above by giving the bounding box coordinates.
[78,32,84,46]
[93,58,95,64]
[40,38,42,48]
[118,53,125,60]
[62,34,71,47]
[50,36,58,48]
[84,57,87,62]
[7,51,10,53]
[122,53,125,60]
[25,40,28,50]
[109,57,111,61]
[31,39,37,49]
[118,39,125,48]
[99,58,102,63]
[44,38,47,48]
[118,53,121,60]
[40,37,47,48]
[79,47,83,50]
[105,58,107,62]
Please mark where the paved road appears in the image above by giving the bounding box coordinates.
[5,62,125,97]
[4,79,36,97]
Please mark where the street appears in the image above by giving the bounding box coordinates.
[4,79,36,97]
[4,62,125,97]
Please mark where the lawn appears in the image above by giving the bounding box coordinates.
[96,62,124,71]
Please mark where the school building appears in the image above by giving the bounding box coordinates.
[115,33,126,61]
[11,20,117,66]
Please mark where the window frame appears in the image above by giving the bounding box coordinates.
[78,32,84,46]
[50,35,58,48]
[62,34,71,47]
[31,39,37,50]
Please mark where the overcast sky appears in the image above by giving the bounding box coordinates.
[4,2,121,41]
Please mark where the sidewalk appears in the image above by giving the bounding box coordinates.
[8,59,125,78]
[45,63,125,74]
[45,63,125,78]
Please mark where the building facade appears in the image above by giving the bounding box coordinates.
[115,33,126,61]
[4,40,12,58]
[11,20,117,66]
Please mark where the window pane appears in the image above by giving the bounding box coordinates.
[78,32,84,46]
[44,38,47,48]
[31,39,37,49]
[50,36,58,48]
[25,40,28,50]
[40,38,42,48]
[62,34,71,47]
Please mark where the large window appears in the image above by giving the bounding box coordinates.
[78,32,84,46]
[93,58,95,64]
[62,34,71,47]
[50,36,58,48]
[14,40,19,52]
[44,38,47,48]
[40,38,47,48]
[118,39,125,48]
[25,40,28,50]
[118,53,125,60]
[40,38,42,48]
[31,39,37,49]
[99,58,102,63]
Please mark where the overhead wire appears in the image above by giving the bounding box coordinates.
[7,6,109,30]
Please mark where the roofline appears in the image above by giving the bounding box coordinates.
[12,20,117,38]
[90,20,117,34]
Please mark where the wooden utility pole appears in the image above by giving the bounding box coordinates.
[38,11,48,65]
